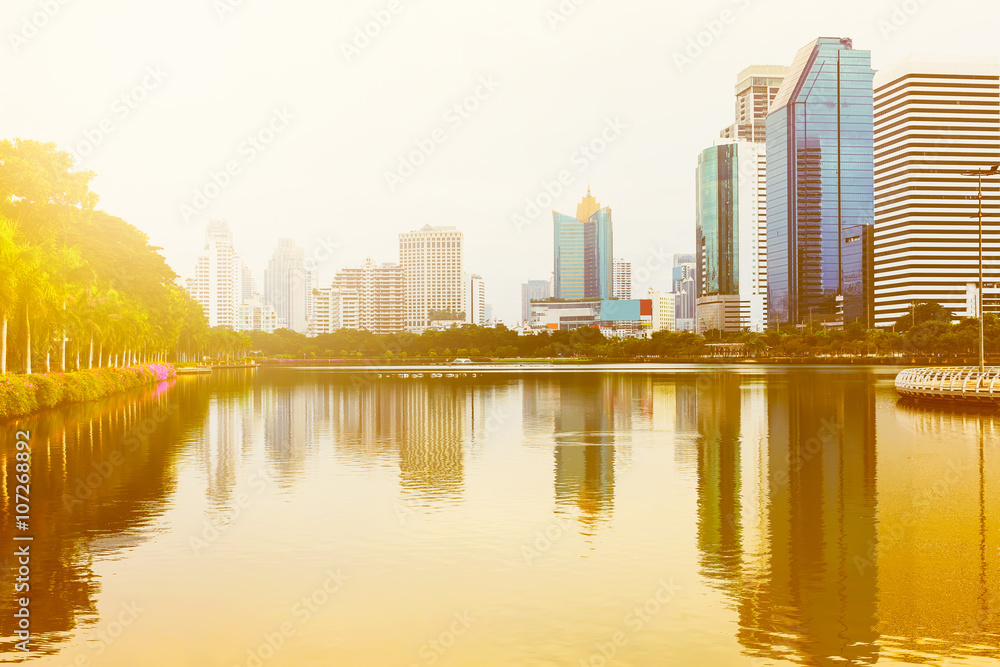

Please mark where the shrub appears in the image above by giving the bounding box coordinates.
[0,363,178,420]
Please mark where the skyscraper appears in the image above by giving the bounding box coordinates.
[465,273,486,326]
[612,258,632,299]
[673,254,696,331]
[553,188,613,300]
[766,37,875,328]
[399,225,464,331]
[873,57,1000,326]
[331,258,405,334]
[720,65,788,144]
[186,219,242,329]
[521,279,551,323]
[695,140,768,332]
[264,239,308,333]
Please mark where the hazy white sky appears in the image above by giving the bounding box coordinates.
[6,0,999,323]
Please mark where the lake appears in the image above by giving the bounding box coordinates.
[2,366,999,666]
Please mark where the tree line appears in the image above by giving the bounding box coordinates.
[0,139,248,374]
[247,301,999,360]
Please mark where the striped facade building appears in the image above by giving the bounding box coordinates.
[874,57,1000,327]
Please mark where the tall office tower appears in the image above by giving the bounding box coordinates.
[874,57,1000,326]
[264,239,308,333]
[720,65,789,144]
[240,263,257,303]
[521,279,552,322]
[187,219,242,329]
[312,288,360,334]
[399,225,465,331]
[612,258,632,299]
[330,258,405,334]
[464,273,486,326]
[553,188,613,300]
[673,254,696,331]
[766,37,875,328]
[647,289,677,332]
[695,140,768,333]
[303,259,319,331]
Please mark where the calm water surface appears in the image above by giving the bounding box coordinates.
[2,367,1000,666]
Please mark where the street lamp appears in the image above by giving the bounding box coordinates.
[960,165,1000,372]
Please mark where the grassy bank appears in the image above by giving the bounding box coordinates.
[0,364,176,420]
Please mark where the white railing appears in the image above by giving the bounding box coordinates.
[895,366,1000,402]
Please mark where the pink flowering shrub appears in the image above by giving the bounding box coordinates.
[0,363,177,420]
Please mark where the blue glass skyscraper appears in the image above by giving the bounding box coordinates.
[765,37,875,328]
[553,189,613,300]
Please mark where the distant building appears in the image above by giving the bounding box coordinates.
[720,65,788,144]
[553,188,613,300]
[465,273,486,326]
[331,258,405,334]
[312,288,360,334]
[612,258,632,299]
[695,140,767,333]
[766,37,875,328]
[399,225,465,331]
[673,254,696,332]
[873,56,1000,326]
[531,298,652,337]
[237,294,279,334]
[521,279,551,323]
[303,259,319,333]
[264,239,309,334]
[186,219,241,329]
[647,289,677,333]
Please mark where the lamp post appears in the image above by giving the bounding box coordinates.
[960,165,1000,372]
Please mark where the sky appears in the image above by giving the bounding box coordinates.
[6,0,1000,324]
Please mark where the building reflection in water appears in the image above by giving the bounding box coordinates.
[0,378,206,657]
[687,371,880,665]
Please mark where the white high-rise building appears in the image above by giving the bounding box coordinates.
[264,239,308,334]
[303,259,319,332]
[237,294,279,334]
[612,258,632,299]
[187,219,241,329]
[647,289,677,333]
[720,65,788,144]
[874,57,1000,326]
[399,225,465,331]
[331,258,404,334]
[312,288,360,334]
[465,273,486,325]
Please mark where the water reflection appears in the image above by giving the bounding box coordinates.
[3,368,1000,665]
[0,378,204,657]
[735,374,880,665]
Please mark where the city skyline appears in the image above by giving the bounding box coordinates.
[9,0,1000,324]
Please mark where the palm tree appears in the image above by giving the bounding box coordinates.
[0,217,20,374]
[16,246,56,374]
